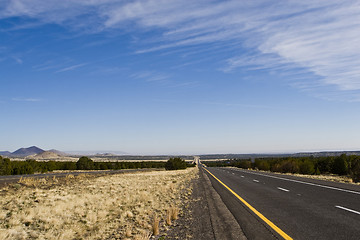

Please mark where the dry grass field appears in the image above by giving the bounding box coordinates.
[285,172,359,184]
[0,167,198,240]
[230,167,359,185]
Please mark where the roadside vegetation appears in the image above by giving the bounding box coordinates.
[206,154,360,183]
[165,157,187,170]
[0,166,198,239]
[0,156,195,176]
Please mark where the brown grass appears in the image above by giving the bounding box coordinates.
[165,206,179,226]
[0,167,198,239]
[152,215,160,235]
[229,167,359,185]
[166,209,172,226]
[288,172,358,184]
[170,206,179,220]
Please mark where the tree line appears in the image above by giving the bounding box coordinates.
[0,156,166,175]
[205,154,360,182]
[0,156,195,175]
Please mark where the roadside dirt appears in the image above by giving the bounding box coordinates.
[160,167,246,240]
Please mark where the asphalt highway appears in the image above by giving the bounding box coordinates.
[203,166,360,240]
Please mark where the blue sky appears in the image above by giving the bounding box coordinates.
[1,0,360,154]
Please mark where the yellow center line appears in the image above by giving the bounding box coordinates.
[203,167,293,240]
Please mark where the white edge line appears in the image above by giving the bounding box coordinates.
[277,187,290,192]
[253,179,259,182]
[335,205,360,215]
[238,170,360,195]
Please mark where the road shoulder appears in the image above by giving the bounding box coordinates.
[201,167,247,240]
[164,167,247,239]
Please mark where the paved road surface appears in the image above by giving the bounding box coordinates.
[203,166,360,240]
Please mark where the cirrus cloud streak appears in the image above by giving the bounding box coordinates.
[1,0,360,100]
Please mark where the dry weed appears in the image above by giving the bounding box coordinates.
[18,177,51,187]
[229,167,359,185]
[0,167,198,239]
[165,209,172,226]
[165,206,179,226]
[125,226,132,237]
[170,206,179,220]
[134,231,151,240]
[65,174,74,179]
[152,215,160,235]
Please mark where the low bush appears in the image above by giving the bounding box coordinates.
[165,157,187,170]
[332,154,349,175]
[299,160,315,175]
[350,158,360,183]
[76,156,95,170]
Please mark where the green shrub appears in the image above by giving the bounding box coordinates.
[12,162,34,175]
[76,156,94,170]
[316,157,333,173]
[0,157,12,175]
[254,160,270,171]
[299,160,315,175]
[237,160,252,169]
[165,157,187,170]
[350,158,360,183]
[332,154,348,175]
[278,160,300,174]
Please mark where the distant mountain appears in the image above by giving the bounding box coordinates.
[32,151,62,159]
[66,150,127,156]
[0,151,11,156]
[95,153,117,157]
[12,146,45,157]
[1,147,68,158]
[48,149,67,156]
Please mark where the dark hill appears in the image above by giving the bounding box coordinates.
[12,146,45,157]
[0,151,11,156]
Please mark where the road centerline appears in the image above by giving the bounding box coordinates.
[277,187,290,192]
[253,179,259,183]
[335,206,360,215]
[204,167,293,240]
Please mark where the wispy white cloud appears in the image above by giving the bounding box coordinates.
[223,52,292,72]
[103,0,360,99]
[12,97,42,102]
[131,71,169,82]
[12,56,23,64]
[1,0,360,100]
[32,60,63,71]
[55,63,87,73]
[131,70,198,89]
[89,66,126,75]
[152,99,278,110]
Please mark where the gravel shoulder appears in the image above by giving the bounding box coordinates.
[163,166,246,240]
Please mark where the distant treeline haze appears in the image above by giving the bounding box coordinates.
[206,154,360,182]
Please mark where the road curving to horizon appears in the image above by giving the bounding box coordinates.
[202,165,360,240]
